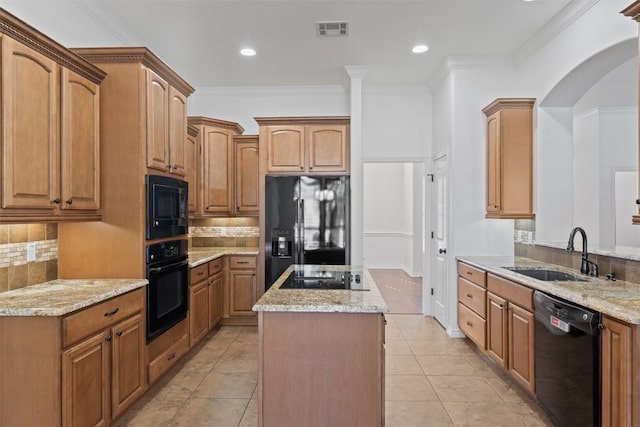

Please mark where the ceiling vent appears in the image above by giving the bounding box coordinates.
[316,21,349,37]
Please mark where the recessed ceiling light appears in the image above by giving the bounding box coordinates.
[412,44,429,54]
[240,48,256,57]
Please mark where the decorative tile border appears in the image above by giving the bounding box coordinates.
[0,239,58,268]
[190,226,260,238]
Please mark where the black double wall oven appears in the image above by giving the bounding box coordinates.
[145,175,189,342]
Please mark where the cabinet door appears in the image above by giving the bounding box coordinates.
[508,304,535,394]
[61,68,100,211]
[146,68,170,173]
[111,314,146,418]
[235,140,259,215]
[168,86,187,177]
[202,127,233,214]
[185,131,198,213]
[229,269,257,317]
[266,126,305,173]
[602,315,633,427]
[486,292,508,368]
[62,331,110,427]
[209,270,224,328]
[189,280,209,347]
[306,125,348,172]
[2,36,60,209]
[486,110,501,214]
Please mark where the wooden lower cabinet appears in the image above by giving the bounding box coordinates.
[189,279,209,347]
[601,315,637,426]
[209,270,223,327]
[486,292,508,368]
[259,312,384,426]
[0,288,146,427]
[223,255,258,325]
[507,303,534,394]
[62,331,111,427]
[485,275,535,395]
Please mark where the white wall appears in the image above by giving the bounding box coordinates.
[188,86,349,134]
[431,0,638,336]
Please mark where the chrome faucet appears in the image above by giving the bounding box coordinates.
[567,227,598,277]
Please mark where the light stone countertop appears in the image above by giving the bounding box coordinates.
[188,247,260,267]
[0,279,148,317]
[253,265,389,313]
[458,256,640,324]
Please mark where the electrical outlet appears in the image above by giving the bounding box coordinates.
[219,227,226,237]
[26,242,36,262]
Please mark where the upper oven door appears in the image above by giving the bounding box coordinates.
[146,175,188,240]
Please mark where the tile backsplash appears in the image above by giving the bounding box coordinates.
[190,217,259,248]
[0,224,58,293]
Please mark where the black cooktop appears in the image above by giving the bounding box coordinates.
[279,269,368,290]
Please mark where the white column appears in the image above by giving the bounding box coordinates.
[345,66,368,267]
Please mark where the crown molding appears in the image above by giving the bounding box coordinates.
[515,0,600,65]
[622,0,640,21]
[362,84,430,95]
[344,65,369,79]
[72,47,195,96]
[0,8,106,83]
[482,98,536,116]
[254,116,350,126]
[574,105,638,121]
[188,116,245,134]
[429,55,514,89]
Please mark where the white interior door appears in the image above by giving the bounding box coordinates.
[431,155,448,327]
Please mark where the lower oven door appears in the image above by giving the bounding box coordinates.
[147,256,189,342]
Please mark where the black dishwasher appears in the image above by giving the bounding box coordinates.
[534,291,600,427]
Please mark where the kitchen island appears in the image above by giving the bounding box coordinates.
[253,265,388,427]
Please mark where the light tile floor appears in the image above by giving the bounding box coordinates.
[115,315,553,426]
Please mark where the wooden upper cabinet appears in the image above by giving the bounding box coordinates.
[235,136,259,215]
[257,117,350,174]
[61,68,100,211]
[146,68,170,173]
[202,127,234,214]
[2,36,60,210]
[188,116,245,217]
[266,126,305,172]
[168,87,187,177]
[145,68,189,177]
[0,26,105,222]
[486,111,501,215]
[185,124,199,213]
[307,125,348,172]
[482,99,535,219]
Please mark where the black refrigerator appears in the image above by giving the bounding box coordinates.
[265,175,350,289]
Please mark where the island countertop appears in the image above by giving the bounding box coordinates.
[0,279,148,317]
[457,256,640,324]
[253,265,389,313]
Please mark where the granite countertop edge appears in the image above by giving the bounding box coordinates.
[0,279,148,317]
[188,247,260,267]
[457,256,640,324]
[253,265,389,314]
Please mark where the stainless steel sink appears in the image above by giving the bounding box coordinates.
[502,267,587,282]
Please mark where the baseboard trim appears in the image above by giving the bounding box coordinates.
[447,327,465,339]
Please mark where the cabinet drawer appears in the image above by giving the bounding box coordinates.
[487,274,533,311]
[229,256,256,269]
[208,257,223,274]
[458,277,486,318]
[457,262,486,287]
[190,264,208,284]
[148,333,189,384]
[63,288,144,347]
[458,302,486,349]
